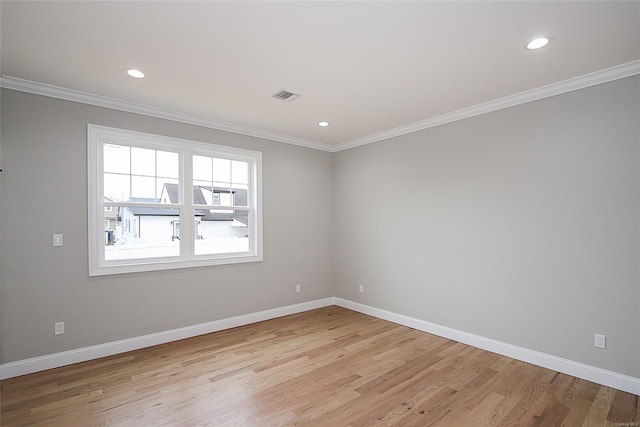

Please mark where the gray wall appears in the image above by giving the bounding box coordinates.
[334,75,640,377]
[0,89,334,363]
[2,76,639,380]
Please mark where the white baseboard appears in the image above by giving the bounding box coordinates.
[2,296,638,396]
[0,298,334,380]
[334,298,640,396]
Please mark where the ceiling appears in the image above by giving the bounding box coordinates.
[2,1,639,151]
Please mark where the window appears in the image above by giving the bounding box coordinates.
[88,124,262,276]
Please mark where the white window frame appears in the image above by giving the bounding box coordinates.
[87,124,263,276]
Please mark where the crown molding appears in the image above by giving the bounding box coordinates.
[2,60,639,153]
[0,76,335,153]
[334,59,640,152]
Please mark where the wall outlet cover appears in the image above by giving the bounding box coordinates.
[594,333,606,349]
[55,322,64,335]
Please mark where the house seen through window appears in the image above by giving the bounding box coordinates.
[88,125,262,275]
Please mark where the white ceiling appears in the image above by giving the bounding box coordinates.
[2,1,639,151]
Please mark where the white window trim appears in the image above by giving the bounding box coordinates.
[87,124,263,276]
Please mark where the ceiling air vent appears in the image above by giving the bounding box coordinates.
[271,89,300,102]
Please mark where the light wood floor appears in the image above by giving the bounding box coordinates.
[1,306,638,426]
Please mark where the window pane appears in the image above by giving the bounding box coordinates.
[231,160,248,185]
[103,204,117,246]
[131,176,156,200]
[158,178,179,204]
[131,147,156,176]
[194,181,212,205]
[193,155,212,181]
[212,158,231,183]
[233,187,248,207]
[156,150,179,178]
[105,207,180,260]
[208,183,247,208]
[218,189,233,206]
[210,184,233,208]
[104,173,130,202]
[193,214,249,255]
[103,144,130,174]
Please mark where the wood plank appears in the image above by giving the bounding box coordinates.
[455,392,506,427]
[538,401,571,426]
[583,386,616,427]
[606,389,638,423]
[473,392,523,427]
[562,397,595,426]
[1,306,636,426]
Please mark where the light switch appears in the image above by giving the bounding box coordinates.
[53,234,63,247]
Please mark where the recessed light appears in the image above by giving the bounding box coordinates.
[318,121,330,127]
[126,69,145,78]
[526,37,550,50]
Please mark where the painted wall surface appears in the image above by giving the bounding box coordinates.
[0,89,334,363]
[2,76,639,381]
[333,76,640,377]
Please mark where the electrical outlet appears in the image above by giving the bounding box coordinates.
[594,333,606,349]
[296,284,301,293]
[55,322,64,335]
[359,284,364,293]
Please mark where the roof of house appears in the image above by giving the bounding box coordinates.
[124,198,180,216]
[125,185,249,225]
[162,183,208,205]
